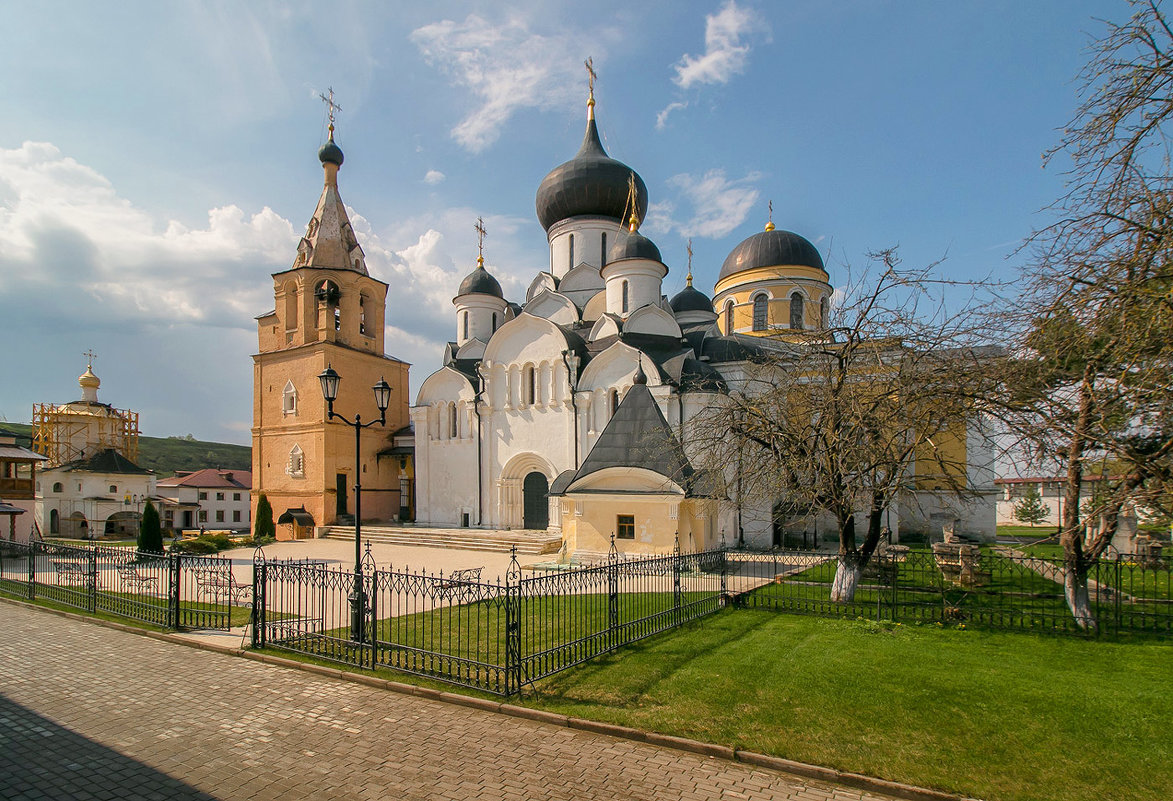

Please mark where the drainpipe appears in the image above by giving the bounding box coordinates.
[473,366,485,526]
[561,350,579,468]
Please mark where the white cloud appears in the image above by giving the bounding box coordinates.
[672,1,764,90]
[655,102,688,130]
[410,15,607,152]
[423,169,446,184]
[656,169,762,239]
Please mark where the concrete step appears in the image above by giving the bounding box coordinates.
[319,526,563,555]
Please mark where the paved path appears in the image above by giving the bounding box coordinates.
[0,604,897,801]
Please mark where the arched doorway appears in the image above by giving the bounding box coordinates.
[49,509,60,534]
[522,472,549,530]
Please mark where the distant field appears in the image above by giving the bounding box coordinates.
[0,422,249,477]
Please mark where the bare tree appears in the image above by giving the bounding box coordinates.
[1000,0,1173,627]
[694,249,999,601]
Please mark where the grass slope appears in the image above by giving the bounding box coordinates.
[529,611,1172,801]
[0,422,249,477]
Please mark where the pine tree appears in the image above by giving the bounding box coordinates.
[254,493,275,541]
[138,499,164,553]
[1013,485,1050,527]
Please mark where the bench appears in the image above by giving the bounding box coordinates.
[117,563,160,595]
[437,567,483,600]
[194,569,251,605]
[50,559,95,591]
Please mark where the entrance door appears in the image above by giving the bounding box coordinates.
[336,474,348,516]
[522,472,549,530]
[182,510,193,529]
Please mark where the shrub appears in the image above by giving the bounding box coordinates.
[254,493,275,540]
[138,500,164,553]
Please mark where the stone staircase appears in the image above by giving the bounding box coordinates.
[318,525,563,555]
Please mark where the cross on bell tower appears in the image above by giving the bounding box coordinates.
[319,87,342,139]
[474,216,487,268]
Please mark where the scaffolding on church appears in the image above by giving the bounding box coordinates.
[31,403,140,467]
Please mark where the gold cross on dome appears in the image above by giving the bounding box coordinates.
[686,239,694,287]
[474,216,487,266]
[83,349,97,369]
[585,57,597,103]
[319,87,342,136]
[626,172,639,232]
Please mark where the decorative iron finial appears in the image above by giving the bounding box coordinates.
[585,57,597,118]
[686,239,694,287]
[626,172,639,232]
[319,87,342,140]
[474,216,487,268]
[765,200,775,232]
[83,349,97,370]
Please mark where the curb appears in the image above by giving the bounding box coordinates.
[1,596,978,801]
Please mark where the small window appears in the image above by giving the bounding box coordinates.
[198,491,208,500]
[462,310,469,341]
[282,380,298,416]
[525,366,536,406]
[753,294,768,331]
[601,232,607,265]
[609,388,619,416]
[233,510,241,522]
[617,514,635,539]
[334,306,341,331]
[724,301,734,334]
[215,492,225,501]
[360,296,368,335]
[233,492,241,501]
[288,444,305,478]
[820,296,829,329]
[790,292,804,330]
[621,280,629,313]
[568,233,575,271]
[52,482,63,493]
[199,510,207,523]
[164,511,174,522]
[215,510,225,523]
[491,312,497,332]
[449,403,458,438]
[109,485,117,493]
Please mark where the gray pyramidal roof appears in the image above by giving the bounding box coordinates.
[60,448,151,474]
[570,383,692,488]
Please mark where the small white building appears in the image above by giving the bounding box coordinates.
[37,449,157,538]
[157,469,252,532]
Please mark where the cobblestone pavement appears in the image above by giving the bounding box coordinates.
[0,604,893,801]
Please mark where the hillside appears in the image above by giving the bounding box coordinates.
[0,423,250,478]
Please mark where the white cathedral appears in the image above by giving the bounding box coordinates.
[412,89,996,557]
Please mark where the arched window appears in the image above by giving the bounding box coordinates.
[568,233,575,271]
[359,295,368,335]
[621,281,629,313]
[790,292,805,330]
[820,296,829,329]
[462,310,469,341]
[609,388,619,416]
[525,365,536,406]
[724,301,734,334]
[334,306,341,331]
[601,232,607,266]
[449,403,458,438]
[752,294,768,332]
[282,380,298,416]
[287,445,305,478]
[52,482,63,493]
[491,312,497,332]
[283,282,298,331]
[50,509,59,534]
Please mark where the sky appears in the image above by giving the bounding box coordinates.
[0,0,1128,445]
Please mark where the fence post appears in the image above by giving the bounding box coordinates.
[1114,555,1122,634]
[251,548,266,649]
[169,552,182,630]
[673,533,682,623]
[367,565,378,670]
[719,534,728,601]
[28,541,36,601]
[89,546,98,613]
[504,546,522,696]
[607,535,619,651]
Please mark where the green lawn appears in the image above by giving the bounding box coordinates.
[997,525,1059,540]
[528,610,1173,801]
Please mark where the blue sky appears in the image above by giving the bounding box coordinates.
[0,1,1123,444]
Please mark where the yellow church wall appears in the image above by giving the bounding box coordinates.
[561,494,716,556]
[714,285,830,336]
[914,422,969,491]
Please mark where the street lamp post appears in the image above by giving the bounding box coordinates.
[318,364,392,642]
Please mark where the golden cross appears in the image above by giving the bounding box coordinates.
[474,216,487,265]
[83,349,97,369]
[686,239,693,287]
[319,87,342,135]
[585,57,597,101]
[768,199,773,223]
[626,172,639,232]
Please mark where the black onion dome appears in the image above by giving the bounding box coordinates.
[670,284,714,314]
[718,228,825,283]
[608,229,662,264]
[457,265,503,298]
[318,139,344,166]
[535,117,648,231]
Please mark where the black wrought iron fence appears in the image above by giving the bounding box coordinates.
[725,546,1172,635]
[0,540,242,630]
[252,543,728,696]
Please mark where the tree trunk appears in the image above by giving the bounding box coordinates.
[1063,562,1096,631]
[831,555,863,603]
